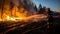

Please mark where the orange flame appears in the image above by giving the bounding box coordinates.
[0,3,48,22]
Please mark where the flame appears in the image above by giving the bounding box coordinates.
[6,16,26,21]
[0,6,47,22]
[6,16,15,21]
[0,14,47,22]
[0,18,2,21]
[0,6,28,21]
[0,1,48,22]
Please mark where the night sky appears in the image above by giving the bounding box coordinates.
[31,0,60,12]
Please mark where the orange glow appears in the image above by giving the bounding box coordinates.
[0,14,47,22]
[0,5,48,22]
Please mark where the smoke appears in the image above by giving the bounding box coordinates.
[0,0,48,22]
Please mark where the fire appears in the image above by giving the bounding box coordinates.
[7,16,15,21]
[0,18,2,21]
[0,1,48,22]
[6,16,26,21]
[0,6,28,21]
[0,13,48,22]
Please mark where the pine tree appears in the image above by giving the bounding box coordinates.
[1,0,5,19]
[39,4,42,9]
[10,0,14,16]
[38,4,42,14]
